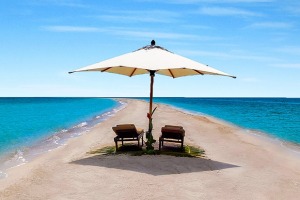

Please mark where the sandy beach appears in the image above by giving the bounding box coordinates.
[0,99,299,200]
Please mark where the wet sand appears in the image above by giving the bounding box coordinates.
[0,99,299,200]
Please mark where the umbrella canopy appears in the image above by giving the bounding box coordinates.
[69,40,236,150]
[70,41,235,79]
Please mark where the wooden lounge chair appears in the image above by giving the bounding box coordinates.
[159,125,185,150]
[112,124,144,150]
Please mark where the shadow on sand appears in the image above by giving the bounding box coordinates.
[71,153,239,176]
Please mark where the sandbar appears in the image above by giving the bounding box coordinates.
[0,99,299,200]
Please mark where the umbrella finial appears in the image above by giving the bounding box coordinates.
[151,40,155,46]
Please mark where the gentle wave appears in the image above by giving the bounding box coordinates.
[136,97,300,145]
[0,99,127,179]
[150,98,300,155]
[74,122,88,128]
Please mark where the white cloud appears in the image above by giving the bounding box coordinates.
[53,1,88,8]
[96,10,180,23]
[180,24,213,30]
[42,26,220,41]
[113,30,220,40]
[271,63,300,69]
[247,22,293,29]
[241,77,260,82]
[42,26,102,32]
[29,0,90,8]
[114,30,192,39]
[136,0,273,4]
[198,7,261,16]
[0,84,102,97]
[274,46,300,56]
[180,50,281,62]
[286,6,300,15]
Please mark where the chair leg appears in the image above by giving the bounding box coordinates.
[138,139,140,148]
[159,140,161,150]
[159,139,161,151]
[142,135,144,146]
[114,139,118,151]
[181,138,184,150]
[122,138,123,146]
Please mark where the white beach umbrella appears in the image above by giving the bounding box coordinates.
[69,40,236,149]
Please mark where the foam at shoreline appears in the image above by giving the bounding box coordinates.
[0,100,127,179]
[1,98,298,179]
[1,98,299,199]
[132,97,300,145]
[138,99,300,157]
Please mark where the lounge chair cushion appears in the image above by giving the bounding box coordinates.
[165,125,184,129]
[159,125,185,150]
[112,124,143,138]
[161,126,185,139]
[115,124,136,131]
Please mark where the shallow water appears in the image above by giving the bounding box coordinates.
[133,97,300,145]
[0,98,123,176]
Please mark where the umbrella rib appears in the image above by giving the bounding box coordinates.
[168,69,175,78]
[101,67,111,72]
[194,70,204,75]
[130,68,137,77]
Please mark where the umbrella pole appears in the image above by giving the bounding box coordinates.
[146,70,156,151]
[149,71,155,117]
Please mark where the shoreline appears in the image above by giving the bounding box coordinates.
[0,98,299,199]
[1,98,299,178]
[0,99,127,179]
[169,103,300,157]
[131,97,300,144]
[133,98,300,156]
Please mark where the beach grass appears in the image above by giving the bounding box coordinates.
[89,144,205,158]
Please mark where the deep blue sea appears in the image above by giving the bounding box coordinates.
[0,98,120,176]
[134,97,300,145]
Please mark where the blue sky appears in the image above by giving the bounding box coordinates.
[0,0,299,97]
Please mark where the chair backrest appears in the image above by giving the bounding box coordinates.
[112,124,138,138]
[165,125,183,129]
[161,125,185,139]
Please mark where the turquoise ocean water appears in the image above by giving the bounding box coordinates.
[0,97,299,177]
[134,97,300,145]
[0,98,121,176]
